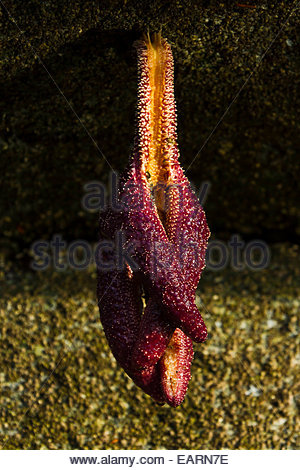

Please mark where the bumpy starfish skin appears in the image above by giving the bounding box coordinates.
[123,36,209,342]
[97,34,210,407]
[131,294,174,368]
[97,249,165,403]
[121,154,208,344]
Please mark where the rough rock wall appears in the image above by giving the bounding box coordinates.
[0,1,299,256]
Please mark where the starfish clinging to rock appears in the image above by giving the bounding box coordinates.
[97,32,210,407]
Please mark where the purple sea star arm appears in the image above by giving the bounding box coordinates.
[121,171,208,343]
[97,245,165,403]
[131,296,174,369]
[130,188,209,371]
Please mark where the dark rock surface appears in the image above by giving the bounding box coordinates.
[0,1,299,256]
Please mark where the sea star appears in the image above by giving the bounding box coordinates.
[97,33,210,407]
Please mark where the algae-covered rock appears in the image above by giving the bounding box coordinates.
[0,243,299,449]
